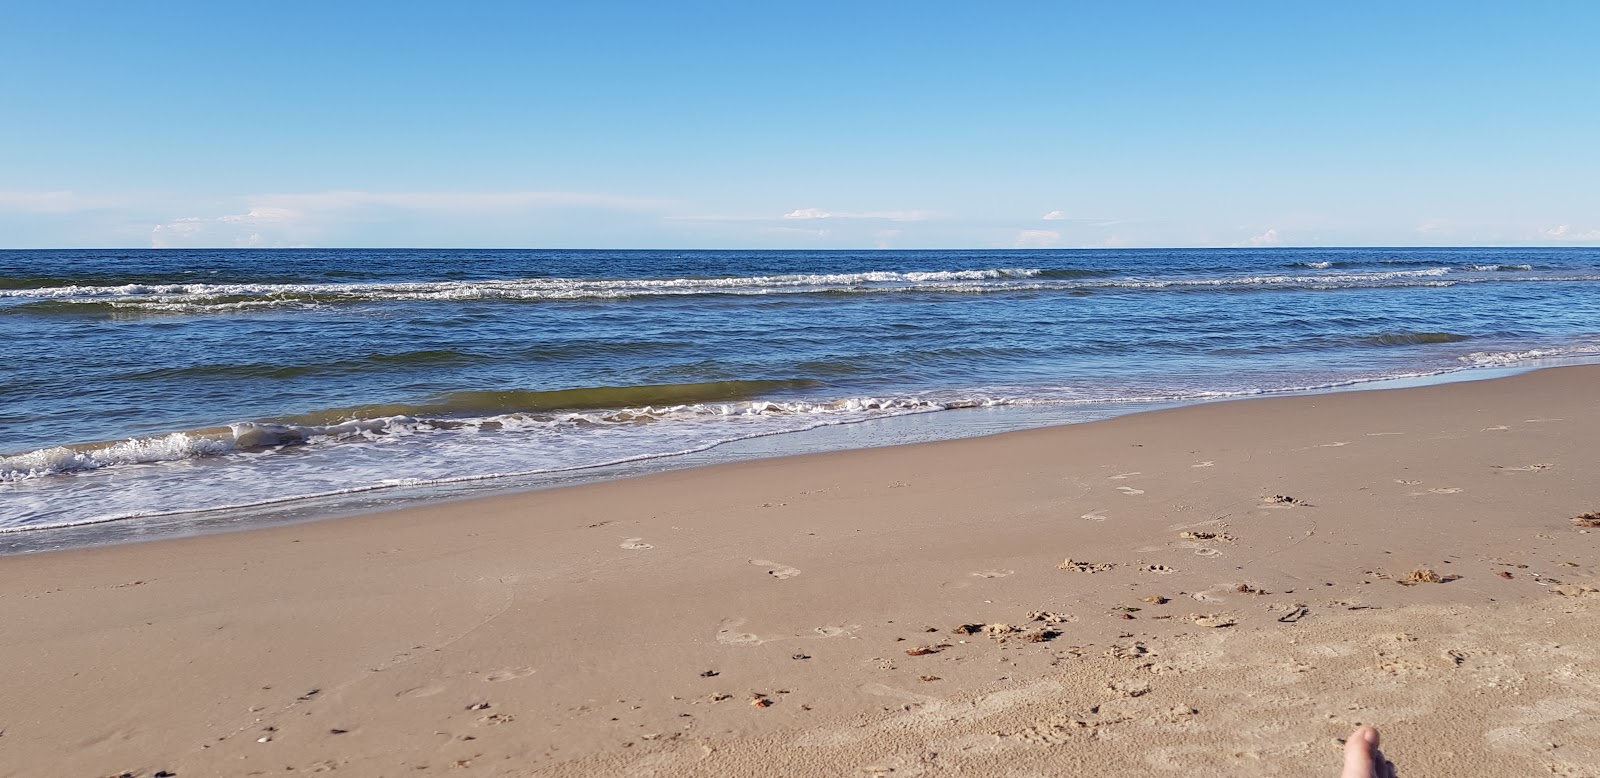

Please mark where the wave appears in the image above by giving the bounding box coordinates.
[13,337,1600,486]
[1355,332,1474,347]
[1457,344,1600,366]
[123,349,496,382]
[1215,331,1475,354]
[1379,259,1461,267]
[277,379,822,423]
[10,345,1600,534]
[1285,260,1547,273]
[0,268,1041,300]
[0,379,925,482]
[9,266,1580,315]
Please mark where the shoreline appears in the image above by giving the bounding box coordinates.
[4,357,1589,557]
[2,365,1598,776]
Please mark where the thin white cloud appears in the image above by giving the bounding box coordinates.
[784,208,831,220]
[216,206,298,224]
[146,189,669,248]
[761,225,832,237]
[252,190,665,212]
[1542,225,1600,242]
[1039,211,1125,227]
[1012,229,1061,248]
[1239,228,1284,247]
[0,190,130,213]
[782,208,926,221]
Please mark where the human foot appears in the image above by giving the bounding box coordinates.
[1341,726,1396,778]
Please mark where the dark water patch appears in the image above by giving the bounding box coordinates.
[517,340,694,360]
[1214,331,1475,355]
[364,349,492,367]
[127,363,330,381]
[0,272,318,290]
[0,300,112,317]
[1355,332,1474,347]
[279,379,825,423]
[1379,259,1460,267]
[1282,261,1362,269]
[790,358,878,377]
[122,350,493,382]
[0,295,329,317]
[1034,268,1120,279]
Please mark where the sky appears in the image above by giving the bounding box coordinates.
[1,2,1597,249]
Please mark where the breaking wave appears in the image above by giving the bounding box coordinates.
[0,382,980,484]
[2,266,1563,315]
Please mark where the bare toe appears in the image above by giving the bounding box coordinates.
[1341,726,1382,778]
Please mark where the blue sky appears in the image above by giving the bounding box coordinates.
[2,2,1597,249]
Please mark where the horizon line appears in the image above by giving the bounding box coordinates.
[2,244,1597,252]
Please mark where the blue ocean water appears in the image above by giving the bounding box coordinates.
[3,247,1599,546]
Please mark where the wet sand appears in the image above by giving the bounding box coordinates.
[2,365,1598,777]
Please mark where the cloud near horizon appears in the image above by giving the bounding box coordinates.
[5,189,1599,249]
[1013,229,1061,248]
[782,208,928,221]
[146,190,673,248]
[1542,225,1600,242]
[1238,228,1284,247]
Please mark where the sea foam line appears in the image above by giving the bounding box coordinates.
[0,396,990,483]
[0,400,976,534]
[0,361,1532,536]
[11,338,1600,489]
[10,266,1590,312]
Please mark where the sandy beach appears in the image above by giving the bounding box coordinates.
[3,365,1598,777]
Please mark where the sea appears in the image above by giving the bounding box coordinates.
[4,247,1599,553]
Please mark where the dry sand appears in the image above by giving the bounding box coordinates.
[2,366,1599,777]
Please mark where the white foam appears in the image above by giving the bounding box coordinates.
[0,395,993,485]
[0,434,235,481]
[0,268,1042,300]
[9,343,1600,536]
[1458,344,1600,366]
[14,265,1589,313]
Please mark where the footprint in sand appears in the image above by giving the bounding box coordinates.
[1192,547,1222,557]
[972,570,1014,578]
[750,559,801,579]
[716,618,761,645]
[1109,472,1142,480]
[1394,479,1421,485]
[1117,486,1145,496]
[1191,461,1214,468]
[398,683,448,698]
[1081,510,1108,522]
[620,538,653,550]
[1494,463,1554,472]
[1427,487,1462,494]
[484,668,536,682]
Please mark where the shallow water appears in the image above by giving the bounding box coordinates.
[3,247,1598,542]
